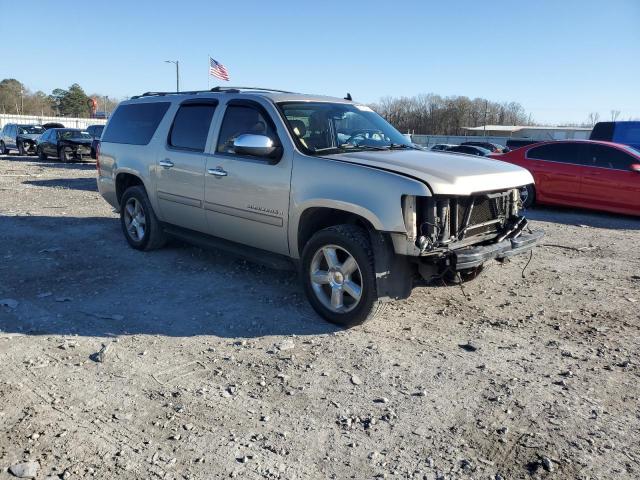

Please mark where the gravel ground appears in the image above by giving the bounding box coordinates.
[0,154,639,480]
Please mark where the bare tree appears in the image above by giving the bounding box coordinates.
[587,112,600,127]
[610,110,621,121]
[370,94,531,135]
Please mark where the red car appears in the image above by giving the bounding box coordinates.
[490,140,640,216]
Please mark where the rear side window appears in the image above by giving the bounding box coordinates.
[527,143,587,165]
[102,102,170,145]
[587,145,635,170]
[590,122,615,141]
[169,104,217,152]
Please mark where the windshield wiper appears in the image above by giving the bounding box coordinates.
[388,143,417,150]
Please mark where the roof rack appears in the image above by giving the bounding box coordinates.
[131,86,295,99]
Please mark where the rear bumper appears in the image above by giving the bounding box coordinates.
[454,229,544,270]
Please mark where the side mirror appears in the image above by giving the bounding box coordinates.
[630,164,640,173]
[233,134,281,159]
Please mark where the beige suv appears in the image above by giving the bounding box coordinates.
[97,87,542,326]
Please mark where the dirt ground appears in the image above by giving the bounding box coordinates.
[0,154,639,480]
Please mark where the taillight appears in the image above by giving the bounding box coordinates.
[96,142,101,173]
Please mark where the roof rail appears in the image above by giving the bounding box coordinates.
[131,87,295,100]
[209,86,295,94]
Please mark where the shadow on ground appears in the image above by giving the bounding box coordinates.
[23,178,98,192]
[1,154,96,170]
[0,215,337,339]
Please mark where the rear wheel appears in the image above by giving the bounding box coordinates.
[301,225,384,327]
[120,185,166,251]
[520,184,535,208]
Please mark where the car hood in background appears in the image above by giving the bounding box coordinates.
[323,149,534,195]
[17,133,42,141]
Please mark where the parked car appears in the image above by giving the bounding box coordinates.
[36,128,93,162]
[42,122,65,130]
[430,143,457,151]
[489,140,640,215]
[86,124,105,159]
[506,138,542,150]
[97,87,542,326]
[461,141,508,153]
[590,121,640,150]
[445,145,492,156]
[0,124,45,155]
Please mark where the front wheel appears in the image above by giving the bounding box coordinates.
[58,146,70,163]
[301,225,384,327]
[0,142,7,155]
[17,142,25,156]
[38,147,48,161]
[520,184,535,209]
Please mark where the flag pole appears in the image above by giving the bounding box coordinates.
[207,55,210,90]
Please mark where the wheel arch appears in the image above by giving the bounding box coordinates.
[115,171,146,207]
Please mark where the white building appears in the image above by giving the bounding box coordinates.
[462,125,592,140]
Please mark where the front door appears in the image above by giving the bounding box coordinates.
[203,100,292,256]
[155,100,218,232]
[525,142,587,202]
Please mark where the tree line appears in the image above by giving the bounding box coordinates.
[0,79,119,118]
[369,94,531,135]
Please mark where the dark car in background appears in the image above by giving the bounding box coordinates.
[86,124,105,159]
[430,143,457,151]
[37,128,93,162]
[590,121,640,150]
[461,141,509,153]
[505,138,543,150]
[42,122,65,130]
[489,140,640,215]
[0,124,45,155]
[445,144,492,156]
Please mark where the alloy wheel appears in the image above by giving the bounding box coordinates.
[309,245,363,313]
[123,197,147,242]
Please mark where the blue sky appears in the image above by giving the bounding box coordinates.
[2,0,638,124]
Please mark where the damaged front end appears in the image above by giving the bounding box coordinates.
[17,137,37,155]
[394,188,543,281]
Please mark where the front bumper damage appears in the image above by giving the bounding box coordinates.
[454,228,544,270]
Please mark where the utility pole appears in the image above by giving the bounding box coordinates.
[165,60,180,92]
[20,86,24,115]
[104,95,109,117]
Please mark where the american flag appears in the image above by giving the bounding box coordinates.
[209,57,230,81]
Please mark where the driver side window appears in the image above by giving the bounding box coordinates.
[216,104,277,155]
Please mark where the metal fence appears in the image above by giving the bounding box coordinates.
[0,114,107,130]
[411,134,511,148]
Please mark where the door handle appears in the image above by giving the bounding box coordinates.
[207,167,228,177]
[159,159,174,168]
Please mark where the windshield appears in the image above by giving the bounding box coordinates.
[279,102,414,154]
[61,130,92,140]
[18,125,45,135]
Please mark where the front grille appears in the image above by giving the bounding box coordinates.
[417,190,516,248]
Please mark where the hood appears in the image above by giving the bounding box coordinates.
[322,149,534,195]
[18,133,41,141]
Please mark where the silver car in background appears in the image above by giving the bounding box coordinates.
[97,87,542,326]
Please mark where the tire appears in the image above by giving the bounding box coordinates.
[38,147,48,161]
[120,185,166,251]
[520,184,535,209]
[301,224,385,327]
[58,146,70,163]
[0,142,7,155]
[17,142,24,156]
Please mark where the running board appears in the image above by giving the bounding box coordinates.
[162,224,295,271]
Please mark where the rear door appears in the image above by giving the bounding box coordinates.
[203,99,292,255]
[525,143,587,202]
[581,144,640,212]
[156,99,218,232]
